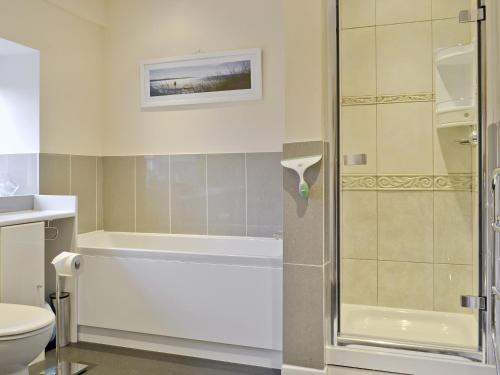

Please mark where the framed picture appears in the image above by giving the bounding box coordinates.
[141,48,262,108]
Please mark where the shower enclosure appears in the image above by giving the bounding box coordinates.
[330,0,499,372]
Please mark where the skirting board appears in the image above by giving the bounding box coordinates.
[282,364,327,375]
[78,326,282,369]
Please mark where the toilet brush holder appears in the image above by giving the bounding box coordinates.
[41,253,88,375]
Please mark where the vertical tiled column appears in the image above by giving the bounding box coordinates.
[283,141,329,372]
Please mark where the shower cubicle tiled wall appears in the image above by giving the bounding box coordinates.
[39,152,283,237]
[340,0,477,314]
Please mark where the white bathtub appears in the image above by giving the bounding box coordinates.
[341,304,478,349]
[76,231,283,368]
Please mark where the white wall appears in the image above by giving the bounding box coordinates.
[103,0,285,155]
[0,48,40,154]
[0,0,322,156]
[284,0,327,143]
[0,0,105,155]
[45,0,109,27]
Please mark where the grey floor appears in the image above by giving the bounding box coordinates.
[29,343,281,375]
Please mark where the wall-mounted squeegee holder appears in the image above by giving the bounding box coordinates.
[281,155,322,199]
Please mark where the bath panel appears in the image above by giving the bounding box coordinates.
[76,231,283,366]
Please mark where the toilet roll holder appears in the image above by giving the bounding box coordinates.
[41,253,88,375]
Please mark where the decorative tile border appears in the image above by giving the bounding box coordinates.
[342,93,434,106]
[341,95,377,106]
[434,175,474,191]
[342,174,475,191]
[377,93,435,104]
[378,175,433,190]
[342,175,377,190]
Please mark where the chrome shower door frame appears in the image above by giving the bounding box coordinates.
[328,0,498,366]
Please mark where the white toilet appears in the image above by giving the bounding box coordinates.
[0,303,55,375]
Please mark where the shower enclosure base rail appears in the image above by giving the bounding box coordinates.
[326,345,495,375]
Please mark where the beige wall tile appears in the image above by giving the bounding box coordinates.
[434,192,473,264]
[324,143,331,264]
[207,154,246,236]
[340,0,375,29]
[247,152,283,237]
[434,124,472,174]
[432,18,471,50]
[376,0,431,25]
[102,156,135,232]
[341,105,377,174]
[432,0,469,20]
[471,142,478,176]
[96,157,103,230]
[39,153,70,195]
[284,264,325,369]
[71,155,97,234]
[342,191,377,260]
[377,22,432,95]
[434,264,473,314]
[378,192,433,262]
[136,155,170,233]
[341,27,376,97]
[377,102,433,174]
[472,191,479,297]
[170,154,207,235]
[342,259,377,305]
[378,261,434,310]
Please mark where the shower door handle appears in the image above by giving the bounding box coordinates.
[343,154,367,166]
[461,295,486,310]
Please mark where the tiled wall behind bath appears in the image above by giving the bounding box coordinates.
[339,0,477,315]
[39,153,283,237]
[39,154,103,234]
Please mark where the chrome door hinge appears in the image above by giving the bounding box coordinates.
[461,295,487,310]
[459,6,486,23]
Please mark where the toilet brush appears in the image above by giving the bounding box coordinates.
[41,252,89,375]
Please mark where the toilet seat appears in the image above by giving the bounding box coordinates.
[0,304,55,339]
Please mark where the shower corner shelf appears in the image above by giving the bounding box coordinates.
[435,120,475,130]
[435,42,477,129]
[436,43,474,65]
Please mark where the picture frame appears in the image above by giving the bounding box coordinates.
[140,48,262,108]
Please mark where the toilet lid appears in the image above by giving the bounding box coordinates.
[0,304,55,337]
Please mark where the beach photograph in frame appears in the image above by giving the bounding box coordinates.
[141,48,262,108]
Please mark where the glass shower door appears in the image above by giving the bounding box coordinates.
[337,0,481,352]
